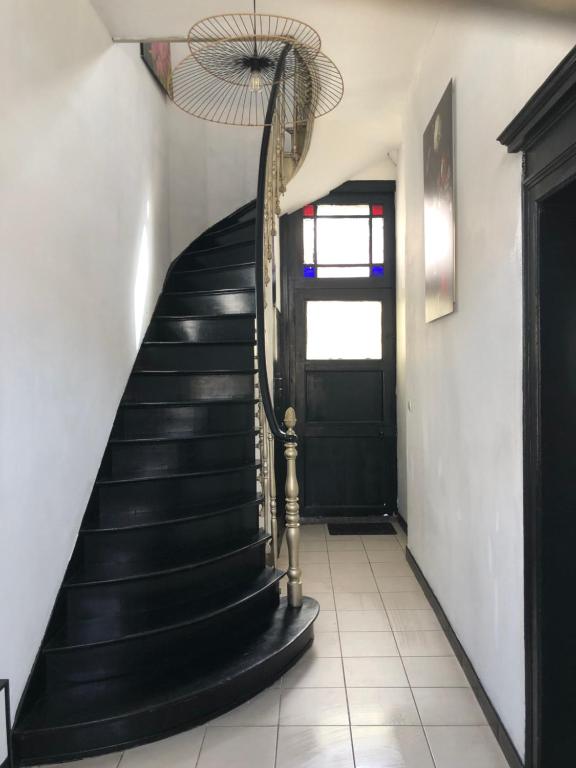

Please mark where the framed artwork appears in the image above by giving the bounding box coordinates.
[140,42,173,97]
[423,80,455,322]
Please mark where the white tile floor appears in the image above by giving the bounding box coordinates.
[55,523,509,768]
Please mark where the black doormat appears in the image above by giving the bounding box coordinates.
[328,522,397,536]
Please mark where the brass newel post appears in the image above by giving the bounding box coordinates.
[283,407,302,608]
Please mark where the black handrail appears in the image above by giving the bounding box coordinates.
[254,44,294,443]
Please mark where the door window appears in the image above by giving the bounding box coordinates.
[306,301,382,360]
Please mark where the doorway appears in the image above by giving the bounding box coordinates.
[280,181,397,519]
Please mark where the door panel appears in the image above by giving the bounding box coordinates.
[306,370,384,422]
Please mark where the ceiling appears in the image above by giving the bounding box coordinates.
[89,0,575,208]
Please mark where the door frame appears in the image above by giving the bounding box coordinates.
[499,45,576,768]
[278,180,397,517]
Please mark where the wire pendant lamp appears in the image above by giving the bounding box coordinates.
[170,3,343,126]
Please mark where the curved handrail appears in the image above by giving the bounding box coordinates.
[254,43,293,443]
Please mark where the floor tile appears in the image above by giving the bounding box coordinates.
[387,610,441,632]
[304,577,334,592]
[327,540,366,552]
[326,534,363,542]
[300,550,330,564]
[344,657,408,687]
[362,539,403,551]
[340,631,398,657]
[334,593,384,611]
[332,564,378,593]
[403,657,469,687]
[394,631,454,657]
[376,576,423,593]
[329,550,369,564]
[282,656,345,688]
[276,725,354,768]
[381,592,431,610]
[210,688,280,726]
[413,688,486,725]
[310,631,341,657]
[367,549,408,563]
[301,527,327,539]
[371,561,414,579]
[303,563,332,578]
[314,610,338,632]
[352,725,435,767]
[361,535,401,545]
[425,725,508,768]
[306,592,336,611]
[337,610,391,632]
[279,687,349,725]
[300,540,328,551]
[347,688,420,726]
[62,755,122,768]
[197,726,277,768]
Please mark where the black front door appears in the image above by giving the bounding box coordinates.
[281,182,397,519]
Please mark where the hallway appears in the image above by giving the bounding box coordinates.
[55,523,508,768]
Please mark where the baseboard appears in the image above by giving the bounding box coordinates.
[395,512,408,534]
[406,548,523,768]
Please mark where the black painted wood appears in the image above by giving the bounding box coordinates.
[406,549,522,768]
[499,44,576,768]
[13,204,318,766]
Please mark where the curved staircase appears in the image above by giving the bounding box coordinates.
[13,202,318,766]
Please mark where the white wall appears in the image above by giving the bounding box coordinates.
[396,8,576,756]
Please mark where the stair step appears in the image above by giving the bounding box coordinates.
[62,532,270,621]
[157,287,255,317]
[136,341,254,371]
[14,597,318,767]
[112,399,256,440]
[168,262,255,291]
[195,219,255,248]
[43,570,283,685]
[122,370,256,404]
[176,241,255,270]
[145,315,255,343]
[91,462,258,521]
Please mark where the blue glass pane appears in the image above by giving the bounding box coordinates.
[371,265,384,277]
[304,265,316,278]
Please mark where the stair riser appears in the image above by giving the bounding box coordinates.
[196,220,255,248]
[65,541,267,621]
[177,242,254,270]
[123,373,254,404]
[135,343,254,371]
[75,505,259,581]
[93,466,257,523]
[146,316,255,343]
[111,402,255,440]
[44,586,279,687]
[157,291,255,316]
[101,433,255,480]
[167,265,254,292]
[14,601,315,767]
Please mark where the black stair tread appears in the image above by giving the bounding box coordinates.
[64,531,270,587]
[129,368,257,375]
[141,340,254,346]
[173,261,255,276]
[107,428,257,446]
[15,597,317,735]
[118,397,258,409]
[162,287,255,298]
[46,569,283,651]
[95,461,260,486]
[184,239,254,256]
[153,312,255,321]
[82,494,263,532]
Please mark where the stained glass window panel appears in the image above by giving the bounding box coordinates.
[371,218,384,264]
[316,204,370,217]
[303,204,315,217]
[371,204,384,216]
[317,266,370,278]
[306,301,382,360]
[316,218,370,265]
[303,219,315,264]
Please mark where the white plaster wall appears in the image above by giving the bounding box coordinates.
[396,8,576,755]
[0,0,173,739]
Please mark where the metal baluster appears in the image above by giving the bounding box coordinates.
[268,429,278,565]
[283,407,302,608]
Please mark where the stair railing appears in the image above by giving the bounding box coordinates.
[255,44,313,610]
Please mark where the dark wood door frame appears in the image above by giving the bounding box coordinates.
[499,45,576,768]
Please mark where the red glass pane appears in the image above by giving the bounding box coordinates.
[371,204,384,216]
[303,204,316,218]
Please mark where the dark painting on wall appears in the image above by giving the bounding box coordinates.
[423,80,455,323]
[141,42,173,97]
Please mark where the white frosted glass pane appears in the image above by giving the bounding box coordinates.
[306,301,382,360]
[317,204,370,217]
[372,218,384,264]
[317,266,370,278]
[316,218,369,264]
[303,218,315,264]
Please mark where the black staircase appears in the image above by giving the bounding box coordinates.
[13,203,318,766]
